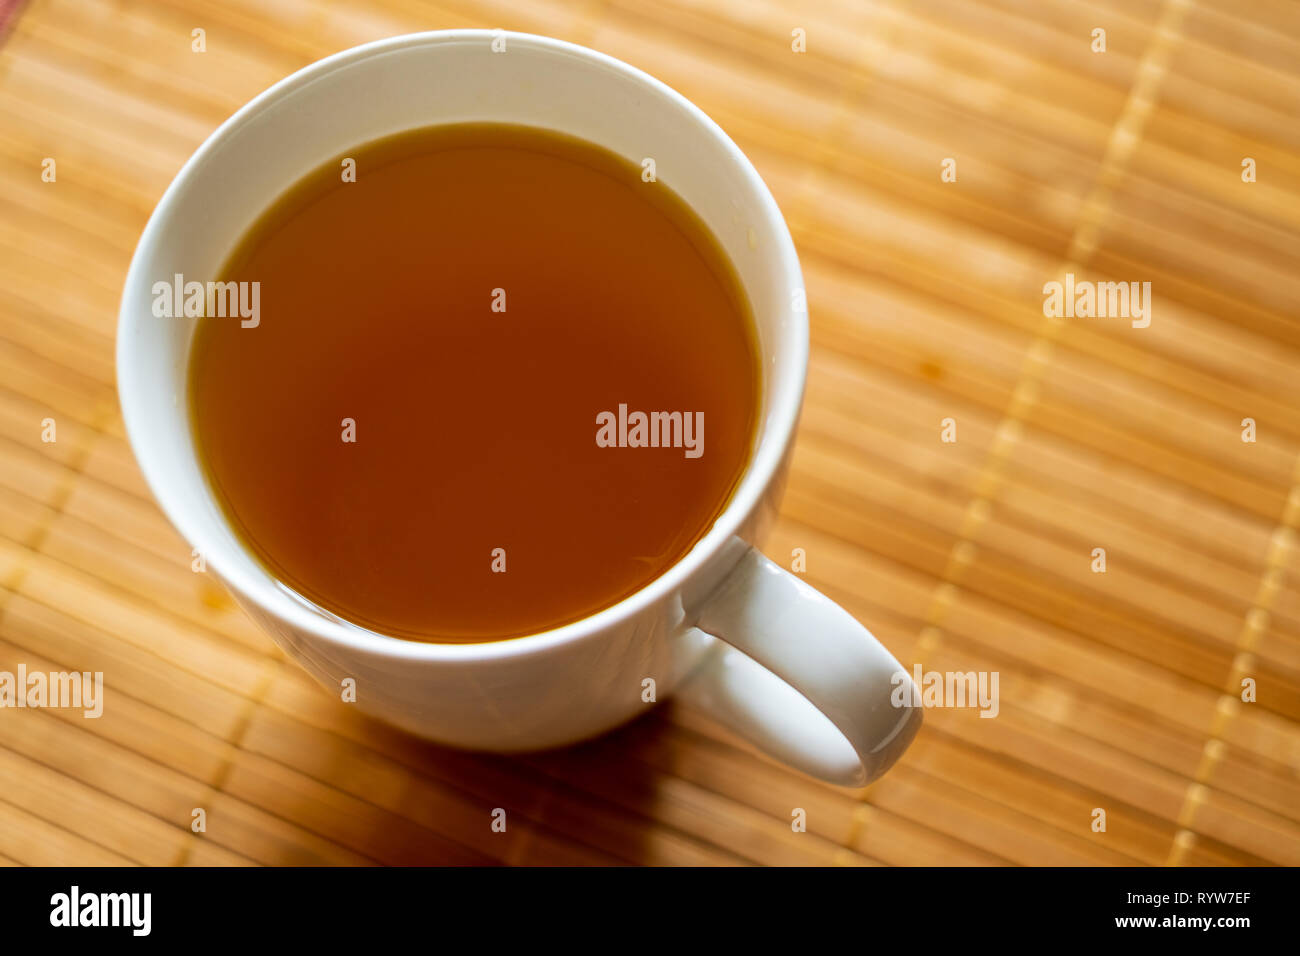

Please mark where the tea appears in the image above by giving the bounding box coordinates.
[188,123,759,643]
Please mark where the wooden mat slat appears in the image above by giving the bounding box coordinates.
[0,797,138,866]
[259,667,758,866]
[777,460,1296,703]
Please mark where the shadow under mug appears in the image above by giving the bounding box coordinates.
[116,30,921,787]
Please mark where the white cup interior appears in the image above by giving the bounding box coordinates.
[117,30,807,657]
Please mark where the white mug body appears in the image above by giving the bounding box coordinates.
[118,31,919,785]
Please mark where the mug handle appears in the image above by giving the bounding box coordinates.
[674,546,922,787]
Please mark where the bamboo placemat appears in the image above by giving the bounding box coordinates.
[1,0,1297,866]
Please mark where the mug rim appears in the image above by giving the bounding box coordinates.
[117,28,808,663]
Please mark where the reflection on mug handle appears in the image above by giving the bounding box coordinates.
[675,545,922,787]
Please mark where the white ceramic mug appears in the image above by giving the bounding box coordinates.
[116,30,921,787]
